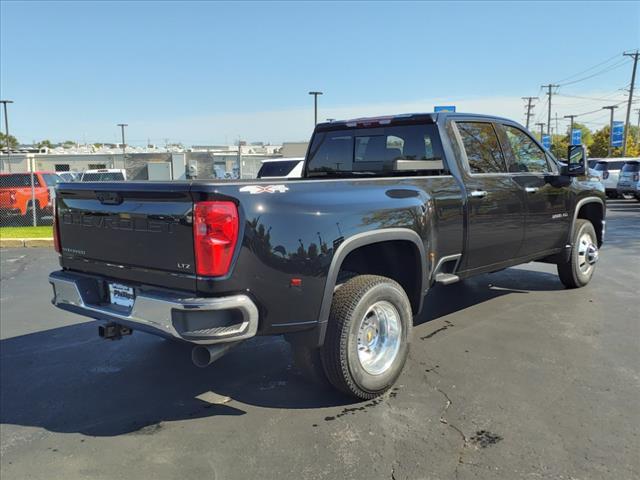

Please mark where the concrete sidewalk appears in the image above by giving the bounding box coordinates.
[0,238,54,248]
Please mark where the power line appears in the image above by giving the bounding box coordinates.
[574,99,629,117]
[554,88,629,102]
[557,58,631,87]
[554,52,626,84]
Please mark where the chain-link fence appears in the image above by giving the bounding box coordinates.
[0,151,284,232]
[0,168,59,229]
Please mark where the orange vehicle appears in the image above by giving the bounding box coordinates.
[0,171,61,222]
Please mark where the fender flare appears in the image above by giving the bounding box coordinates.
[570,197,605,244]
[315,228,427,346]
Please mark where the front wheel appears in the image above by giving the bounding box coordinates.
[557,219,599,288]
[320,275,412,400]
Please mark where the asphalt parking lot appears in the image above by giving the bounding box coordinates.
[1,199,638,480]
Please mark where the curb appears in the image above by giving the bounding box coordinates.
[0,238,54,248]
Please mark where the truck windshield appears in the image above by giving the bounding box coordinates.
[306,123,444,177]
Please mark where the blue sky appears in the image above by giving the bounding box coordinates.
[1,1,639,145]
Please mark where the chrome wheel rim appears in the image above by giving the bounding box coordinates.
[577,232,598,274]
[356,301,402,376]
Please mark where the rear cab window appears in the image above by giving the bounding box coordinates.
[81,172,125,181]
[0,174,42,188]
[257,160,301,178]
[306,123,446,177]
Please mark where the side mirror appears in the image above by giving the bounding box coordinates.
[561,145,586,176]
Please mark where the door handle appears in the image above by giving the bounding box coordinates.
[525,187,539,193]
[469,190,488,198]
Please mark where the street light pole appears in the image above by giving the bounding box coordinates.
[1,99,14,172]
[308,91,323,126]
[117,123,128,170]
[602,106,618,157]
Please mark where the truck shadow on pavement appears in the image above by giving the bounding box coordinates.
[0,269,565,437]
[415,268,564,327]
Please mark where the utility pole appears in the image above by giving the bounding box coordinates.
[553,112,560,140]
[117,123,128,169]
[541,84,559,139]
[0,99,14,172]
[602,106,618,157]
[564,115,577,144]
[522,96,538,130]
[622,50,639,156]
[308,91,323,126]
[535,122,546,141]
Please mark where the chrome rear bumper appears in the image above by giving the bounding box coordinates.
[49,270,259,345]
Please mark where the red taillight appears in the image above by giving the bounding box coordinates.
[603,171,609,180]
[193,201,239,277]
[53,199,61,254]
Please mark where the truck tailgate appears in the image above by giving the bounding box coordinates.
[57,182,197,291]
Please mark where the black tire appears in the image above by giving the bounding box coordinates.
[557,219,598,289]
[320,275,412,400]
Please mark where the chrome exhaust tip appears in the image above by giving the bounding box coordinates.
[191,342,239,368]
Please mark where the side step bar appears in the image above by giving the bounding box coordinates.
[435,273,460,285]
[432,254,462,285]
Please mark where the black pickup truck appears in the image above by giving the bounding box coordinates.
[49,112,605,399]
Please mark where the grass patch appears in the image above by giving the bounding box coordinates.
[0,226,53,239]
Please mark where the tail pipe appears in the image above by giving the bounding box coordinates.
[191,342,240,368]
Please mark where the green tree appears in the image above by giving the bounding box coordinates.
[551,134,569,160]
[36,139,54,149]
[589,126,610,158]
[0,132,18,150]
[62,140,75,147]
[588,125,640,158]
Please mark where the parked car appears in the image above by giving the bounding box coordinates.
[257,158,304,178]
[80,169,127,181]
[0,171,61,223]
[616,160,640,201]
[49,112,605,399]
[592,159,628,198]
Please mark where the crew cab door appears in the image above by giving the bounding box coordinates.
[496,123,571,256]
[452,120,525,271]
